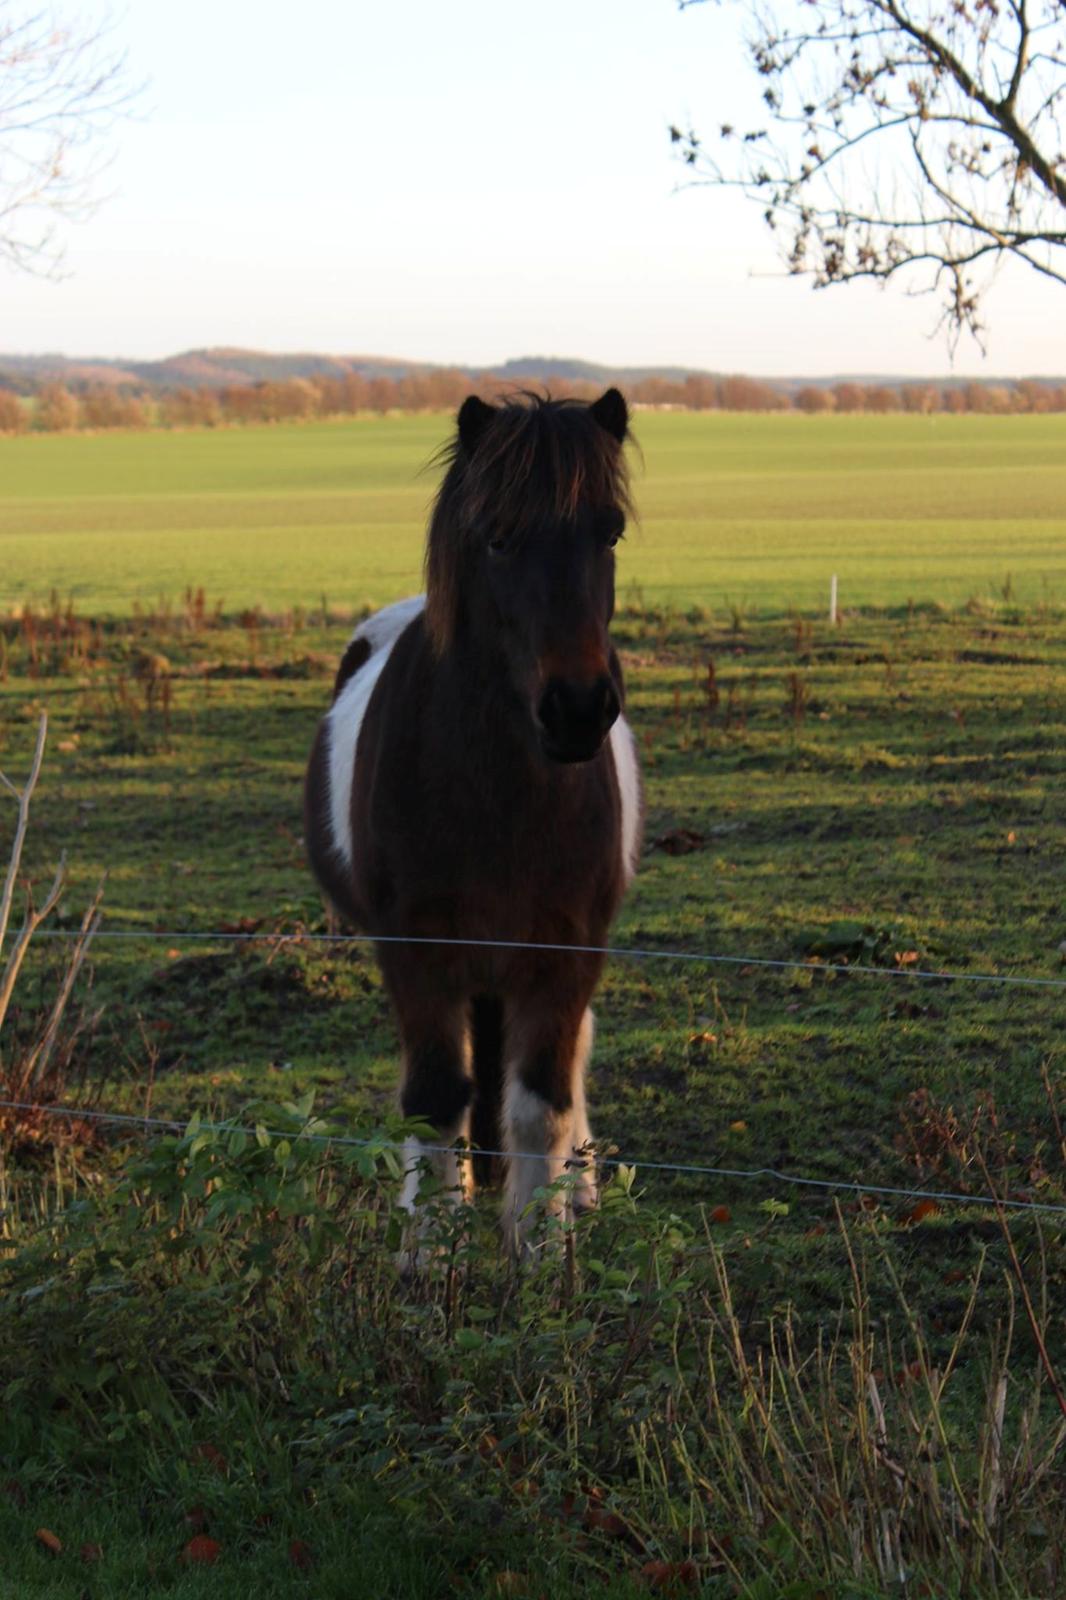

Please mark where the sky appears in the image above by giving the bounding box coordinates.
[2,0,1064,377]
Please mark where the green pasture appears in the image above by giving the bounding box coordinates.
[2,412,1065,616]
[3,413,1066,1597]
[2,599,1065,1599]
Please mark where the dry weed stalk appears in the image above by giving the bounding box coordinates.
[0,712,104,1095]
[660,1202,1066,1593]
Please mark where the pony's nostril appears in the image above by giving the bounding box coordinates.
[537,682,565,736]
[600,678,620,731]
[537,675,617,757]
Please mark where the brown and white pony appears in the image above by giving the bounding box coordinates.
[304,390,641,1252]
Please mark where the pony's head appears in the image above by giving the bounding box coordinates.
[425,389,632,764]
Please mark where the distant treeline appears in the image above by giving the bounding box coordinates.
[3,368,1066,433]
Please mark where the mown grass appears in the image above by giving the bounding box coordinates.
[2,595,1062,1191]
[2,413,1065,615]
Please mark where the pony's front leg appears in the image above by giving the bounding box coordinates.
[392,994,473,1262]
[569,1009,598,1216]
[502,1002,597,1254]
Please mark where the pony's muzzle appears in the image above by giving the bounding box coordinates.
[536,674,620,763]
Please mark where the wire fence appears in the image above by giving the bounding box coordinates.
[2,1096,1064,1218]
[29,924,1066,989]
[8,907,1064,1223]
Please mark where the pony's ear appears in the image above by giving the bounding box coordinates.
[589,387,628,443]
[457,395,495,456]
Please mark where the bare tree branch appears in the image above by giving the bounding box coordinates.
[674,0,1066,341]
[0,4,138,275]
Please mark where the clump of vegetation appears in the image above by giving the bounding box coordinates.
[1,1097,1064,1597]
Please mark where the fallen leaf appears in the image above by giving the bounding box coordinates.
[903,1199,940,1226]
[288,1539,313,1570]
[80,1543,103,1564]
[582,1503,645,1552]
[584,1506,628,1539]
[728,1120,747,1132]
[895,950,920,967]
[35,1528,62,1555]
[651,828,705,856]
[708,1205,731,1225]
[190,1441,228,1475]
[181,1535,221,1565]
[640,1560,699,1592]
[183,1504,209,1532]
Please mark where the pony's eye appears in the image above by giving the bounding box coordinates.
[599,513,625,549]
[487,535,507,556]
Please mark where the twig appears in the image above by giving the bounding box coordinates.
[0,854,66,1037]
[976,1149,1066,1422]
[18,876,105,1092]
[984,1371,1008,1530]
[0,712,48,965]
[1040,1060,1065,1166]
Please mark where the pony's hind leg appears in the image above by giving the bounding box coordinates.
[502,999,598,1253]
[469,994,505,1190]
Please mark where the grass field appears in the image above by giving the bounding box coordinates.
[2,412,1066,616]
[1,416,1065,1596]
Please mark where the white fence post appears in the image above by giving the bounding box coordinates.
[830,573,838,625]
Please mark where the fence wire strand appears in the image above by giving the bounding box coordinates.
[29,925,1066,989]
[2,1097,1064,1217]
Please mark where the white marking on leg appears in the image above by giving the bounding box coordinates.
[325,594,426,866]
[503,1080,573,1241]
[396,1112,472,1272]
[398,1122,472,1215]
[569,1009,598,1214]
[608,715,642,883]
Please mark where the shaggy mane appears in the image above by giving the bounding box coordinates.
[424,393,632,653]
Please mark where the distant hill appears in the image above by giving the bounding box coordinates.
[0,347,1062,396]
[0,347,440,394]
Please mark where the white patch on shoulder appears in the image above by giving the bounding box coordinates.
[325,594,426,866]
[608,715,642,883]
